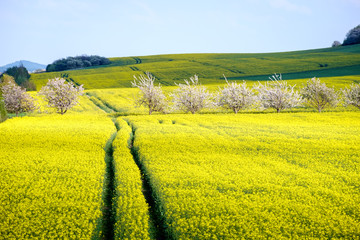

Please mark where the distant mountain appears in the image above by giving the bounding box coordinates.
[0,60,46,73]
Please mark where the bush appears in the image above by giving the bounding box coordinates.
[332,41,341,47]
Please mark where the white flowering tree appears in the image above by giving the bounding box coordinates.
[132,72,167,115]
[39,78,84,114]
[256,73,302,113]
[1,81,37,116]
[171,74,212,114]
[301,77,338,112]
[217,75,255,113]
[342,83,360,109]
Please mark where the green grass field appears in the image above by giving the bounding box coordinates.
[30,44,360,90]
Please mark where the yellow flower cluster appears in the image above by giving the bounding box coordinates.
[126,112,360,239]
[0,114,115,239]
[112,119,152,239]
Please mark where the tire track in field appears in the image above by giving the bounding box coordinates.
[133,57,142,64]
[130,66,140,71]
[86,93,118,113]
[126,120,168,240]
[61,73,82,87]
[148,72,171,86]
[89,94,166,238]
[191,60,245,76]
[101,128,118,240]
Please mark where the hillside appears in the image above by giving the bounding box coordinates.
[0,60,46,73]
[30,45,360,89]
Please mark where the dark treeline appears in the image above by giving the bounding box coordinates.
[343,25,360,46]
[46,55,111,72]
[332,24,360,47]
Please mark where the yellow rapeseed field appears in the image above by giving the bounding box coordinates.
[125,112,360,239]
[112,119,152,239]
[0,114,115,239]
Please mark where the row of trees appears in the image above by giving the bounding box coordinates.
[46,55,111,72]
[132,72,360,114]
[1,73,359,118]
[0,76,83,117]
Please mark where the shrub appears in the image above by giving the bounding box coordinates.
[332,41,341,47]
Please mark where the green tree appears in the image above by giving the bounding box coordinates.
[4,65,30,86]
[2,65,36,90]
[343,25,360,46]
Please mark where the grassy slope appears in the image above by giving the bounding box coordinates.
[30,45,360,89]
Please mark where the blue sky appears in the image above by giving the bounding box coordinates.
[0,0,359,66]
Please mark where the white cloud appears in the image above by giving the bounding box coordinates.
[269,0,311,14]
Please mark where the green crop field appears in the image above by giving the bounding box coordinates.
[1,46,360,239]
[30,44,360,90]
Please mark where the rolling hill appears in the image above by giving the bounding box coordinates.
[30,44,360,89]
